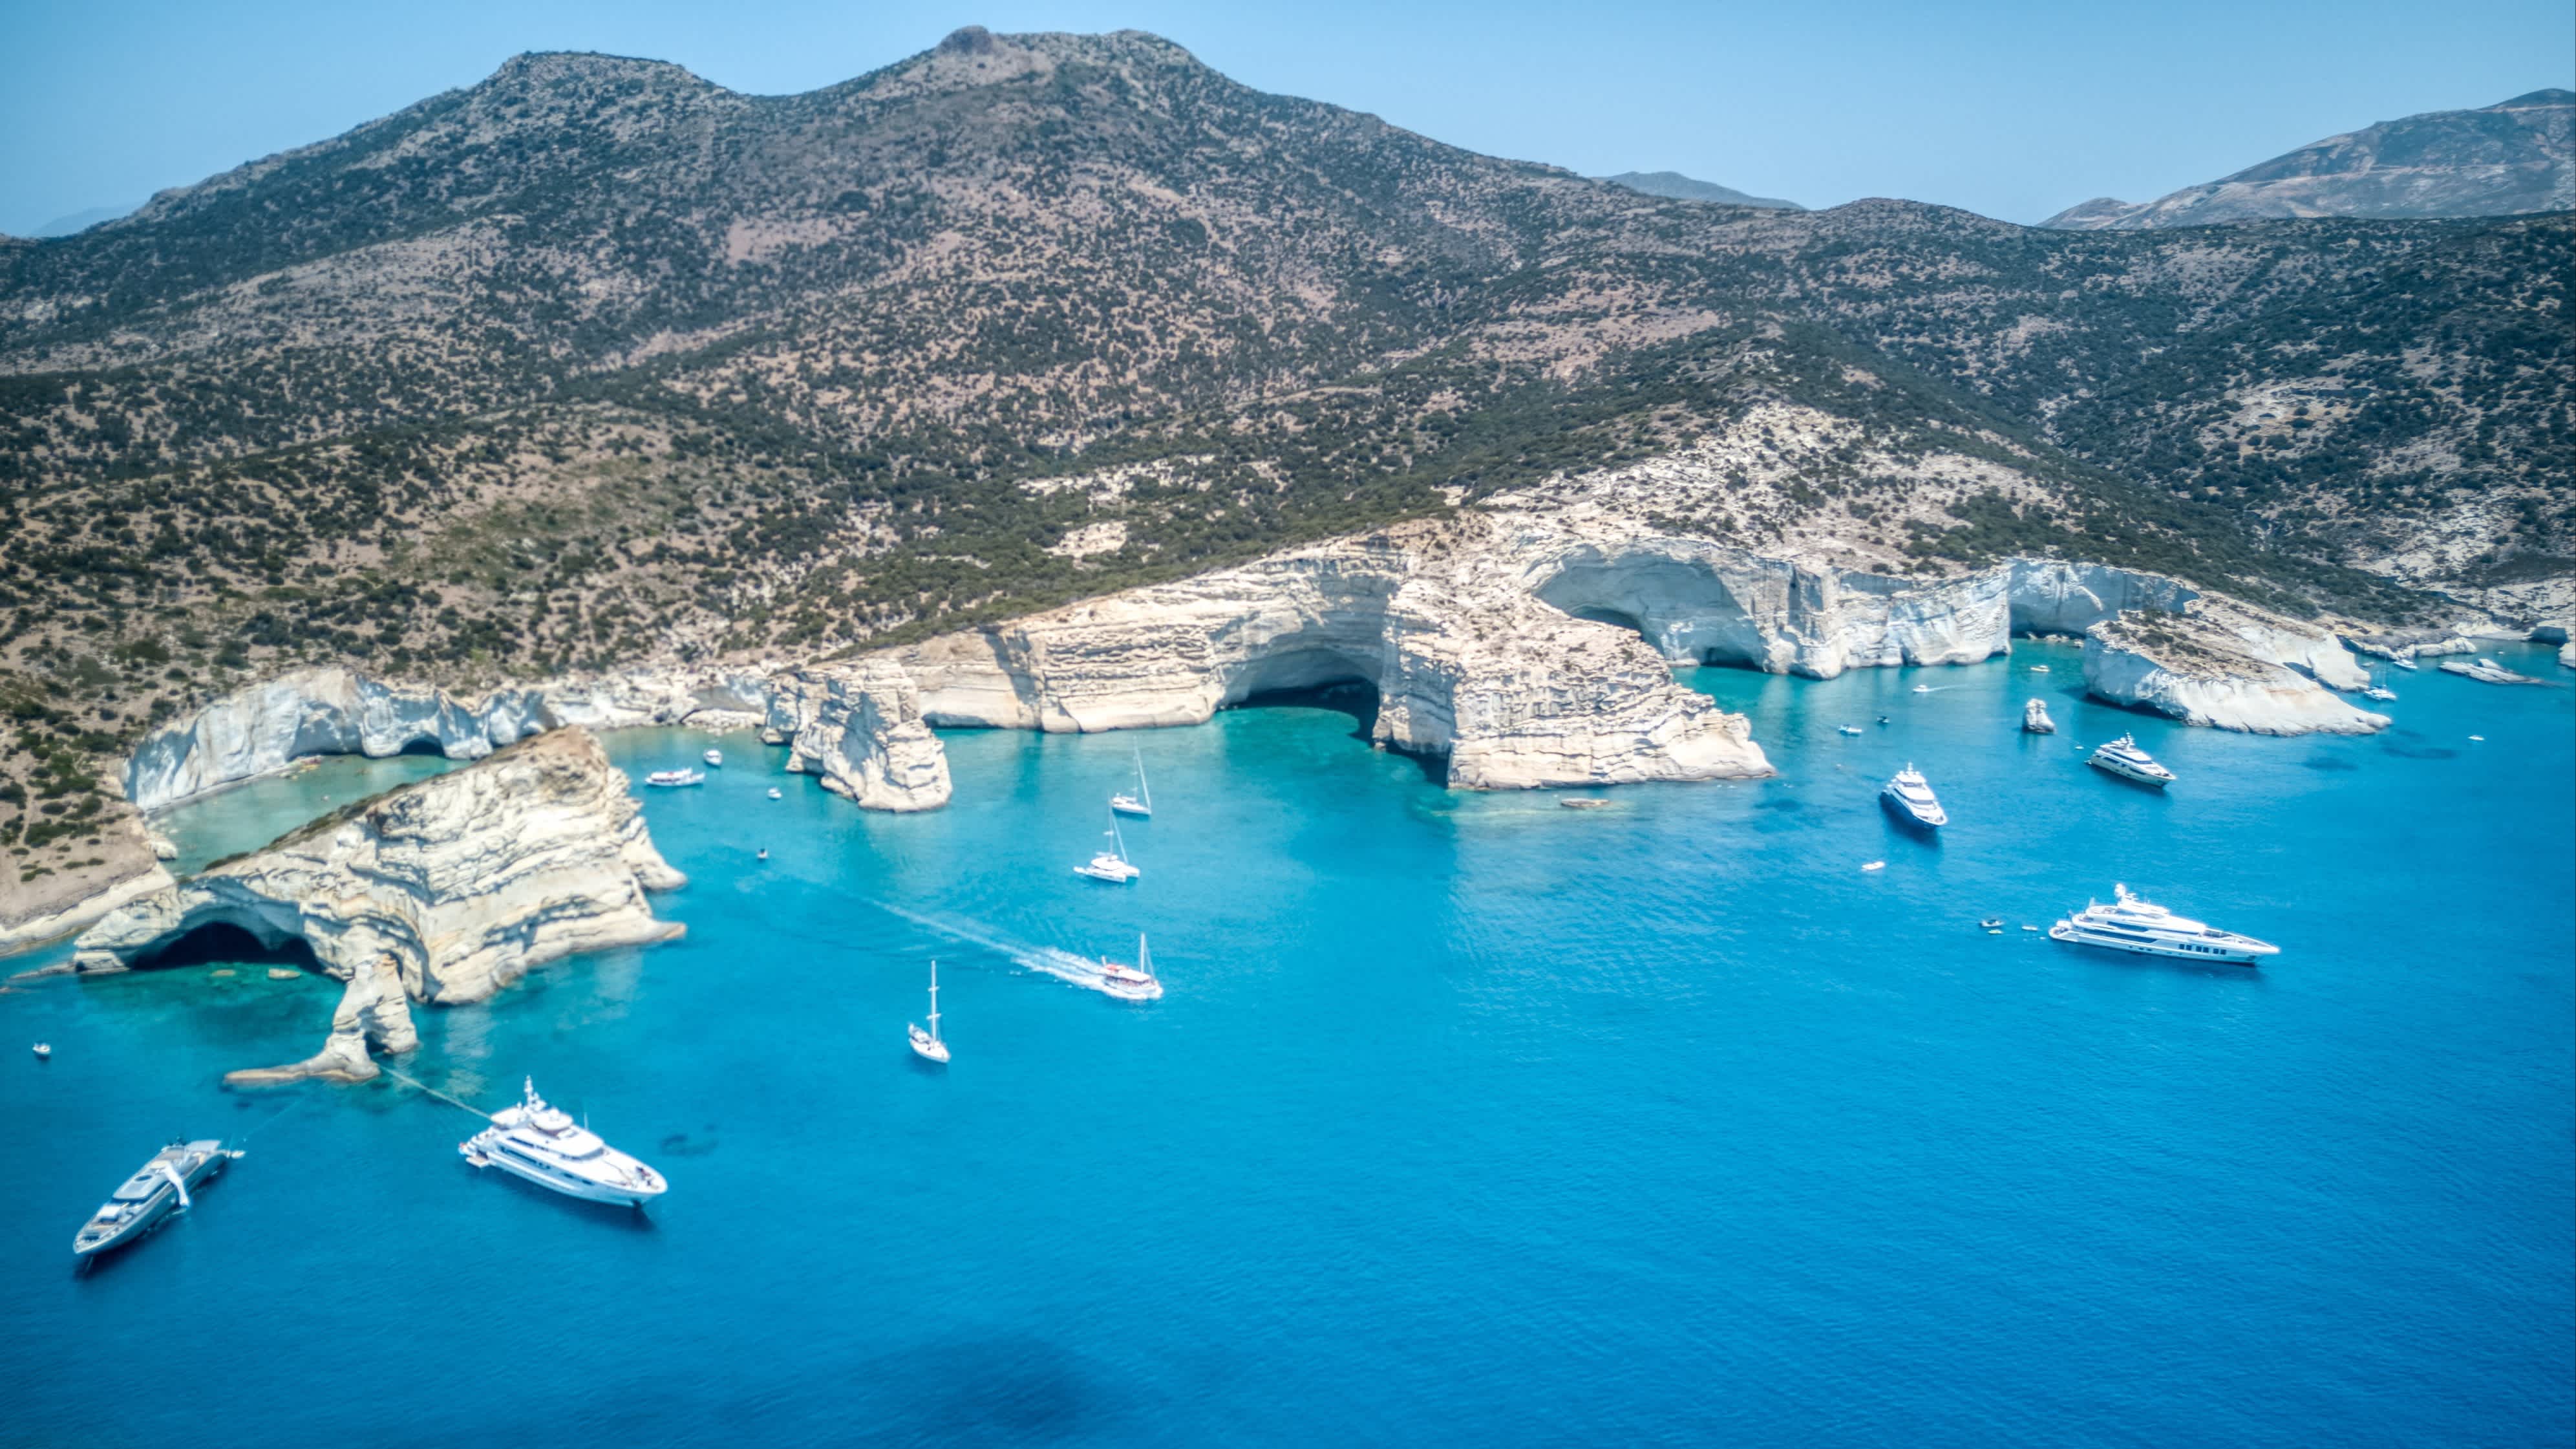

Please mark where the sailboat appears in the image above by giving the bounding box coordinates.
[1074,813,1142,883]
[908,960,950,1064]
[1098,934,1163,1002]
[1110,750,1153,819]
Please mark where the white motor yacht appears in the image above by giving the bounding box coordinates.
[703,747,724,767]
[644,769,705,788]
[908,960,950,1064]
[2087,735,2175,787]
[2390,655,2419,671]
[460,1078,666,1207]
[73,1139,240,1258]
[767,787,783,800]
[1097,934,1164,1002]
[1109,749,1153,819]
[1836,724,1864,736]
[1879,765,1948,829]
[1074,815,1142,883]
[2023,698,2056,734]
[2048,884,2279,965]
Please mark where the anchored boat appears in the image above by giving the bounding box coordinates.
[1110,750,1153,819]
[909,960,951,1064]
[644,769,705,788]
[460,1079,666,1207]
[2087,735,2175,788]
[74,1140,240,1258]
[1879,764,1948,830]
[2048,884,2279,965]
[1074,814,1142,883]
[703,747,724,767]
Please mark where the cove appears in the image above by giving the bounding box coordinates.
[1,641,2568,1448]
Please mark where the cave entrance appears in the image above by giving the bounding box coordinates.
[1567,605,1652,640]
[1220,647,1387,742]
[131,921,322,974]
[396,737,447,757]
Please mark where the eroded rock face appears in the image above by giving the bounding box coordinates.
[894,515,1773,789]
[779,660,953,811]
[2084,612,2390,735]
[124,663,944,813]
[74,729,685,1080]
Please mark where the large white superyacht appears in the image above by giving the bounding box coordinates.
[2087,734,2175,787]
[460,1079,667,1207]
[2048,885,2279,965]
[1879,765,1948,829]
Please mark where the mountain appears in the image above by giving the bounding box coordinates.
[23,204,137,239]
[0,27,2567,884]
[2045,89,2574,229]
[1598,171,1802,209]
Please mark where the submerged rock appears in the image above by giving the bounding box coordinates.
[74,729,684,1081]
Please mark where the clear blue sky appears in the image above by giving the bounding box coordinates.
[4,0,2570,234]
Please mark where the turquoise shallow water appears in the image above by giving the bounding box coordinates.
[2,641,2569,1448]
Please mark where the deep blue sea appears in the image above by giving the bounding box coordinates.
[4,641,2570,1448]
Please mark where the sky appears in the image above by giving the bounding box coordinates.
[3,0,2570,235]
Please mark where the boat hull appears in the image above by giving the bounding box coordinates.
[2088,757,2172,788]
[73,1147,230,1258]
[2047,922,2274,965]
[908,1028,950,1064]
[461,1140,665,1207]
[1109,800,1151,818]
[1879,790,1946,830]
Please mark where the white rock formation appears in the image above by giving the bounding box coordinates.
[73,729,685,1081]
[778,660,953,810]
[124,662,947,813]
[2560,640,2575,670]
[2084,612,2391,735]
[894,515,1773,789]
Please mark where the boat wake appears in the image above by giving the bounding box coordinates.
[868,901,1111,991]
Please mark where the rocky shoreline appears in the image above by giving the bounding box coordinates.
[69,729,683,1083]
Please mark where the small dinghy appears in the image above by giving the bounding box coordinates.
[1861,860,1886,873]
[1979,918,2004,930]
[766,787,783,800]
[2028,664,2051,674]
[1911,684,1933,694]
[34,1042,52,1060]
[703,748,724,767]
[74,1140,240,1258]
[1836,725,1864,736]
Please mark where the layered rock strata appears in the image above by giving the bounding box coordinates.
[779,660,953,810]
[895,516,1774,789]
[2084,612,2391,735]
[72,729,684,1082]
[124,661,948,813]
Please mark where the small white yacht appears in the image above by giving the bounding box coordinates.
[460,1078,666,1207]
[908,960,950,1064]
[2391,655,2419,671]
[1911,684,1933,694]
[644,769,705,788]
[2087,735,2175,787]
[2023,698,2056,734]
[73,1139,240,1258]
[32,1042,50,1060]
[1097,934,1164,1002]
[767,787,783,800]
[1879,765,1948,829]
[703,747,724,767]
[1836,724,1864,736]
[1109,750,1153,819]
[1074,815,1142,883]
[2049,884,2279,965]
[2028,664,2052,674]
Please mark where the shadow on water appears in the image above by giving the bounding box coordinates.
[2303,755,2361,773]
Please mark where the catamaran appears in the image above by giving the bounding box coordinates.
[1074,814,1142,883]
[1110,750,1153,818]
[908,960,950,1064]
[1097,934,1164,1002]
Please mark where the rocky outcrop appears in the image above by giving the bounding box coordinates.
[2560,641,2575,670]
[72,729,683,1081]
[780,661,953,810]
[2439,658,2544,685]
[895,515,1772,789]
[2085,612,2390,735]
[124,662,946,813]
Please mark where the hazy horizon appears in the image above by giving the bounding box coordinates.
[4,0,2571,235]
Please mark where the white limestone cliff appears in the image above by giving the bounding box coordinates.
[779,660,954,810]
[2083,612,2390,735]
[72,729,685,1082]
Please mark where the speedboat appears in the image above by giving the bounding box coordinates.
[2048,884,2279,965]
[1836,725,1864,736]
[32,1042,49,1060]
[2391,656,2419,671]
[2023,698,2056,734]
[1074,814,1141,883]
[908,960,950,1064]
[1978,918,2004,930]
[2028,665,2051,674]
[460,1078,666,1207]
[1109,749,1153,819]
[1911,684,1933,694]
[1097,934,1164,1002]
[1879,765,1948,829]
[1860,860,1886,873]
[73,1140,240,1258]
[2087,735,2175,787]
[644,769,705,788]
[703,748,723,767]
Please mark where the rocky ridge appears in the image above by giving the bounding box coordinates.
[70,729,683,1082]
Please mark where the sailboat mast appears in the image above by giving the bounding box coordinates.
[1135,749,1151,810]
[928,960,941,1038]
[1111,813,1129,862]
